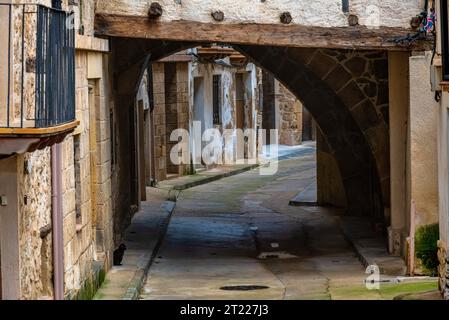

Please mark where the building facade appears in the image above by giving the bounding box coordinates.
[434,0,449,299]
[0,0,113,300]
[1,0,447,300]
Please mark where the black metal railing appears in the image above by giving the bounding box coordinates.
[0,3,75,129]
[441,0,449,81]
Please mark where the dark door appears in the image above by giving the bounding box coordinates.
[262,71,276,144]
[302,106,313,141]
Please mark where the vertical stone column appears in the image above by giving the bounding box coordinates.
[176,62,190,174]
[316,129,347,208]
[151,62,167,182]
[388,51,410,256]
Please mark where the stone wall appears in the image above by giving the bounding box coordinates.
[176,62,190,174]
[152,62,167,182]
[437,240,448,298]
[62,40,112,298]
[316,129,347,208]
[62,49,95,296]
[0,0,112,300]
[276,82,303,146]
[163,62,190,175]
[190,59,260,165]
[262,75,303,146]
[18,149,53,299]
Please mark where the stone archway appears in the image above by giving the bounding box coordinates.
[234,45,388,219]
[110,39,392,239]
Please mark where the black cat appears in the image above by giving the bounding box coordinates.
[113,243,127,266]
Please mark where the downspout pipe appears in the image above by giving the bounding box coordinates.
[51,143,64,300]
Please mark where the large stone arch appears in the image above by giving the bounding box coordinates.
[111,39,391,238]
[234,45,388,219]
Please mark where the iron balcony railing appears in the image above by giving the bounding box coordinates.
[0,3,75,129]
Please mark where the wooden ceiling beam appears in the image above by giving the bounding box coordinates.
[95,14,433,51]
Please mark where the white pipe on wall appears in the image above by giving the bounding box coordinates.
[51,143,64,300]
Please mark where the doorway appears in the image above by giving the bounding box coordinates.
[193,76,205,168]
[235,73,245,131]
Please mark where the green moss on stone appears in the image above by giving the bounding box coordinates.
[69,263,107,300]
[415,224,439,276]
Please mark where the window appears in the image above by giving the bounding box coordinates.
[213,75,222,125]
[342,0,349,13]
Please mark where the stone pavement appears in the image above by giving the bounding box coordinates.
[94,188,176,300]
[339,217,407,276]
[139,149,375,300]
[157,163,259,191]
[95,145,438,300]
[140,148,438,300]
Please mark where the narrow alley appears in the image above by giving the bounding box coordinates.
[135,146,430,300]
[2,0,448,306]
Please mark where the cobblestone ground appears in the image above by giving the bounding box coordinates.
[139,147,434,300]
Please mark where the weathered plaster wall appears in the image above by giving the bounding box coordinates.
[192,61,234,164]
[435,0,449,298]
[408,52,439,229]
[437,90,449,296]
[191,58,258,165]
[96,0,421,28]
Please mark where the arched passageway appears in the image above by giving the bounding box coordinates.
[110,38,390,239]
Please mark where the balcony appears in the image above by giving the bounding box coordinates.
[0,4,78,156]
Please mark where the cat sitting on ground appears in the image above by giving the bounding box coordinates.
[113,243,127,266]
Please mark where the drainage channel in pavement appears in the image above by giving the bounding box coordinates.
[220,285,270,291]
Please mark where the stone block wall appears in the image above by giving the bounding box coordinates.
[176,62,190,175]
[0,0,112,300]
[262,74,303,146]
[61,49,95,296]
[152,62,167,182]
[164,63,179,175]
[316,129,347,208]
[277,82,303,146]
[60,42,113,298]
[151,61,191,180]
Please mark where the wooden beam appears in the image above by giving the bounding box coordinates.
[0,120,79,137]
[95,14,433,51]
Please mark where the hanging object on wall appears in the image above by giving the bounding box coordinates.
[394,5,435,44]
[211,10,225,22]
[148,2,163,19]
[348,14,359,26]
[280,12,292,24]
[422,8,435,33]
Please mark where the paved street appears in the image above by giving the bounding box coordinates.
[140,146,379,300]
